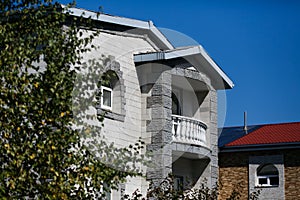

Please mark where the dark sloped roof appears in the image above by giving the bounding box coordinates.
[218,125,261,147]
[219,122,300,149]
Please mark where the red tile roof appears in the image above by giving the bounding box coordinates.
[225,122,300,147]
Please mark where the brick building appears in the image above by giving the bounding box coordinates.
[218,122,300,200]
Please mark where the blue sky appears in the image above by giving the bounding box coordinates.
[60,0,300,127]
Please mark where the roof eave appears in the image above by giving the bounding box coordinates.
[63,6,174,50]
[134,46,234,90]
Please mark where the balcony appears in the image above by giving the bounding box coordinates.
[172,114,207,147]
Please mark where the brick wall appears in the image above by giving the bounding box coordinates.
[219,149,300,200]
[218,152,249,199]
[284,149,300,200]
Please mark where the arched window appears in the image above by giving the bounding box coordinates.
[257,164,279,186]
[96,56,125,122]
[98,70,121,113]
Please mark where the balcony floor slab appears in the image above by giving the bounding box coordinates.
[171,142,212,160]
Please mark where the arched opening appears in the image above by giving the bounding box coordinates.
[172,91,181,115]
[98,70,122,114]
[257,164,279,186]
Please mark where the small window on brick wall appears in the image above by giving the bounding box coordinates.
[257,164,279,187]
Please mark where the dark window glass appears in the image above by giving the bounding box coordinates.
[258,178,267,185]
[257,164,278,176]
[172,92,181,115]
[270,176,279,186]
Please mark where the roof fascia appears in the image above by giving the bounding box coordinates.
[198,46,234,89]
[134,46,234,89]
[148,21,174,50]
[63,6,174,50]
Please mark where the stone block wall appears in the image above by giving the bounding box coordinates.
[209,90,218,186]
[146,69,173,185]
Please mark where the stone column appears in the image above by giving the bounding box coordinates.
[146,68,173,186]
[210,89,219,186]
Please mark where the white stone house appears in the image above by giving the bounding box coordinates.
[69,7,234,199]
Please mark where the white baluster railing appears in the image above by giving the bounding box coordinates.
[172,114,207,146]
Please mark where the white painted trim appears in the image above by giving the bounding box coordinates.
[62,6,174,50]
[148,21,174,50]
[257,175,279,187]
[66,7,149,29]
[100,86,113,111]
[198,46,234,89]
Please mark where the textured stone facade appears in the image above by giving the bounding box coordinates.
[218,152,249,199]
[146,69,173,185]
[209,89,218,186]
[137,63,219,188]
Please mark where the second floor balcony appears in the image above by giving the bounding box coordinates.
[171,114,207,147]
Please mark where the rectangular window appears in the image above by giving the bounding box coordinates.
[101,86,113,110]
[257,176,279,187]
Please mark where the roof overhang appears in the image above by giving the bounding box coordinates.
[220,142,300,152]
[63,6,174,50]
[134,46,234,90]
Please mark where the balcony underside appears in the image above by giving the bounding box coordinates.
[172,142,212,160]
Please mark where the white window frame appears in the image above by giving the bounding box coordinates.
[257,175,279,187]
[100,86,113,111]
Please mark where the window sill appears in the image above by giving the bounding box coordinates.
[97,107,125,122]
[255,185,279,188]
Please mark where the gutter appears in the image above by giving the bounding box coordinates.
[220,142,300,152]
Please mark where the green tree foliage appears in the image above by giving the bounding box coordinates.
[0,1,146,198]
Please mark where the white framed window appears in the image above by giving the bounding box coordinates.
[101,86,113,111]
[256,164,279,187]
[249,155,284,199]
